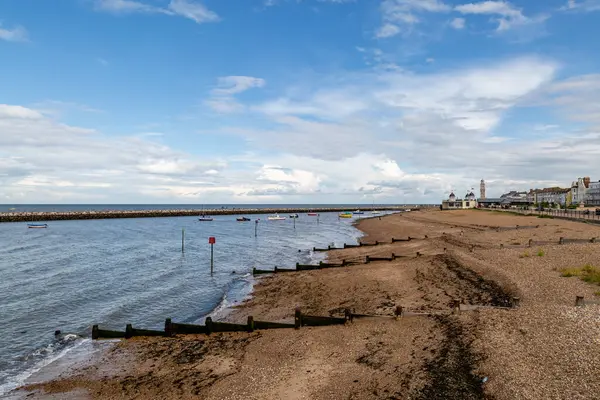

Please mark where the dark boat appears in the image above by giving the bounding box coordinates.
[198,215,213,221]
[236,217,251,222]
[289,214,299,218]
[27,223,48,229]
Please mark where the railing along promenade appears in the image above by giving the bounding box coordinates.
[0,205,435,223]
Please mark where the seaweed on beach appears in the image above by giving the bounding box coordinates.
[414,315,493,400]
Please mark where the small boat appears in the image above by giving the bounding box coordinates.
[307,212,318,216]
[339,212,353,218]
[236,217,251,222]
[28,223,48,229]
[371,210,381,215]
[198,215,213,221]
[267,214,286,221]
[353,210,364,215]
[289,214,299,218]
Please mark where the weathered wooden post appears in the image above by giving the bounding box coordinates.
[559,237,564,245]
[255,219,259,237]
[591,237,596,243]
[344,308,353,322]
[125,324,133,339]
[391,253,396,260]
[511,297,521,308]
[209,236,216,274]
[165,318,173,337]
[247,316,254,332]
[365,255,370,264]
[92,325,99,340]
[528,239,533,247]
[575,296,585,307]
[452,299,461,314]
[294,308,302,329]
[206,317,213,334]
[181,228,185,253]
[416,252,421,257]
[394,305,403,318]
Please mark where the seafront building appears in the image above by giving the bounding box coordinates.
[441,191,478,209]
[442,176,600,209]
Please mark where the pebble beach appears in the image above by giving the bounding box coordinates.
[14,209,600,399]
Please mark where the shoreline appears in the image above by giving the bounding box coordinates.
[0,206,421,223]
[1,212,369,399]
[14,209,600,399]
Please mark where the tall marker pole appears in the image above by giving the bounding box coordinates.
[255,219,259,237]
[209,236,215,274]
[182,228,185,253]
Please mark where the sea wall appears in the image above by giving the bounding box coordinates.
[0,206,432,223]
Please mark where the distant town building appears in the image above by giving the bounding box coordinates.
[480,179,486,200]
[585,180,600,206]
[571,177,590,206]
[534,187,570,206]
[441,191,477,210]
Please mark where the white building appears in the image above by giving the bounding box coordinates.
[535,187,570,206]
[571,177,590,205]
[441,191,477,210]
[585,180,600,206]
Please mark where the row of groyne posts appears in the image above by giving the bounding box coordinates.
[90,294,595,341]
[0,206,429,223]
[254,236,431,275]
[92,225,600,340]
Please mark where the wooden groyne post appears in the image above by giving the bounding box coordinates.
[181,228,185,253]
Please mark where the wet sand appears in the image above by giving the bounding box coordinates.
[15,209,600,399]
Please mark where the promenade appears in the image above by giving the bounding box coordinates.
[0,205,431,223]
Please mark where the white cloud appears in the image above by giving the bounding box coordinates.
[0,105,43,120]
[211,76,266,95]
[206,76,266,113]
[376,23,402,38]
[167,0,220,23]
[455,1,547,33]
[94,0,164,13]
[450,17,466,29]
[562,0,600,11]
[0,25,28,42]
[94,0,219,24]
[377,0,450,38]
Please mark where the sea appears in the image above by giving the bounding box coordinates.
[0,204,396,397]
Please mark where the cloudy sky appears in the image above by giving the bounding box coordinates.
[1,0,599,204]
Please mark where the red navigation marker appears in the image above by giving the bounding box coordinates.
[209,236,216,244]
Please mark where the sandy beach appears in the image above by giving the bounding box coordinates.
[15,209,600,399]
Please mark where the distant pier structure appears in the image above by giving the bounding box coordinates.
[480,179,486,200]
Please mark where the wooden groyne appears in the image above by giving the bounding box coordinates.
[0,206,431,223]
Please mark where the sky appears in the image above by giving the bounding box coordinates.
[1,0,600,204]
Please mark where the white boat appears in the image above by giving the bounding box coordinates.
[371,210,381,214]
[267,214,286,221]
[28,223,48,229]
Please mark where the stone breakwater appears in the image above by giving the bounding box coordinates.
[0,206,431,223]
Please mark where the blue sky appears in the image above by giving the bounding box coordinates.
[1,0,600,204]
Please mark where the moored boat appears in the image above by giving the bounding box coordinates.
[236,217,251,222]
[289,214,299,218]
[267,214,286,221]
[353,210,364,215]
[339,212,353,218]
[371,210,381,214]
[307,212,318,216]
[198,215,213,221]
[27,223,48,229]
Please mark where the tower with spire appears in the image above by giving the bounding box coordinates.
[480,179,486,200]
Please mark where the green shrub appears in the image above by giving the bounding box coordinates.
[537,249,545,257]
[559,264,600,287]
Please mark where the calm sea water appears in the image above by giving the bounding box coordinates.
[0,209,388,396]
